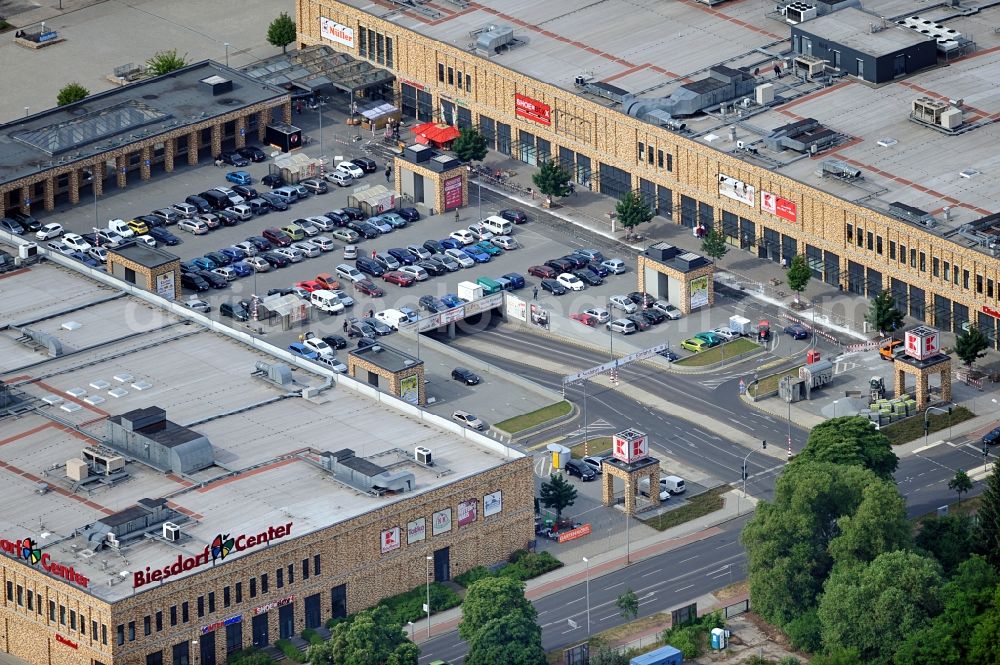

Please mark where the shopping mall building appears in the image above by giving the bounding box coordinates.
[297,0,1000,345]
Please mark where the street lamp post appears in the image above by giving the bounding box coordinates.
[923,405,952,448]
[224,43,230,67]
[582,557,591,635]
[425,555,433,638]
[832,399,840,418]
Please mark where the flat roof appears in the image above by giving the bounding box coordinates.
[795,8,931,57]
[347,0,999,248]
[0,261,520,602]
[350,343,422,373]
[109,242,179,269]
[0,60,287,188]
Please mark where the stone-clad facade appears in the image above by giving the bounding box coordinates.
[296,0,1000,345]
[1,456,533,665]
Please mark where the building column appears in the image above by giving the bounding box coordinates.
[258,109,271,141]
[164,138,175,173]
[116,155,128,189]
[0,189,7,218]
[210,123,223,159]
[916,373,929,411]
[19,185,30,213]
[894,365,906,399]
[649,470,661,507]
[601,472,614,507]
[68,169,80,204]
[623,478,636,516]
[235,116,247,149]
[92,162,104,196]
[43,177,55,211]
[283,100,293,123]
[188,130,200,166]
[140,146,152,180]
[940,366,952,403]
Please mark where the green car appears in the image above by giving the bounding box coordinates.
[475,240,503,256]
[476,277,502,294]
[681,337,708,353]
[694,332,722,347]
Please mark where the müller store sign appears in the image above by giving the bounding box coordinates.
[0,536,90,588]
[133,522,293,589]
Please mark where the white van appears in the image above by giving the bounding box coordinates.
[310,290,346,314]
[481,215,513,236]
[662,475,686,494]
[374,309,409,330]
[638,478,670,501]
[107,218,135,238]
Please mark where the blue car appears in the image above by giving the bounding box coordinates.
[288,342,319,360]
[192,256,217,270]
[441,293,463,308]
[399,306,420,323]
[230,261,253,277]
[501,272,526,289]
[388,248,416,266]
[463,247,490,263]
[584,262,610,278]
[70,251,99,268]
[226,171,252,185]
[180,260,200,273]
[149,227,180,246]
[439,237,463,250]
[220,246,247,261]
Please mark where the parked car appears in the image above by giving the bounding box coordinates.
[397,207,421,222]
[332,228,361,243]
[219,151,250,167]
[983,427,1000,447]
[181,272,210,292]
[423,239,445,255]
[416,260,445,277]
[540,279,567,295]
[581,455,608,475]
[652,300,682,319]
[641,309,666,325]
[419,295,446,313]
[196,269,227,289]
[557,273,585,291]
[681,338,709,353]
[301,178,328,195]
[245,256,271,272]
[463,246,491,263]
[694,332,722,347]
[237,145,267,162]
[259,192,288,210]
[492,236,518,250]
[351,157,378,173]
[451,367,481,385]
[336,161,365,179]
[322,335,349,350]
[149,227,180,245]
[11,211,41,231]
[220,300,250,321]
[449,229,476,245]
[584,307,611,323]
[499,208,529,224]
[475,240,503,256]
[606,318,637,335]
[287,342,319,360]
[183,299,212,313]
[62,233,92,252]
[355,279,384,297]
[261,174,284,189]
[383,270,415,287]
[574,269,602,286]
[356,257,386,277]
[245,236,273,252]
[571,313,599,327]
[628,291,656,308]
[785,323,810,340]
[501,272,526,289]
[0,218,25,234]
[601,258,627,274]
[527,265,557,279]
[260,251,290,268]
[226,170,252,185]
[399,265,429,282]
[584,262,610,278]
[565,459,596,481]
[626,314,651,331]
[263,228,293,247]
[609,295,637,313]
[35,223,63,240]
[444,248,475,268]
[291,241,322,258]
[441,294,463,308]
[453,410,486,431]
[232,185,259,200]
[544,258,575,273]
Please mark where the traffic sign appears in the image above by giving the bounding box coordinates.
[562,343,668,385]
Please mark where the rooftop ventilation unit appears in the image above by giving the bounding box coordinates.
[253,361,293,387]
[910,97,963,130]
[821,159,861,180]
[623,66,755,120]
[897,16,963,54]
[781,2,818,23]
[888,201,937,228]
[475,24,514,54]
[415,446,433,466]
[793,54,827,79]
[162,522,180,542]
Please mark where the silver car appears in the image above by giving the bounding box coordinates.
[453,410,486,431]
[291,241,322,258]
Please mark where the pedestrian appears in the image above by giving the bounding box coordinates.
[385,169,391,182]
[533,286,538,300]
[368,308,374,318]
[342,319,348,333]
[773,63,781,78]
[372,249,377,260]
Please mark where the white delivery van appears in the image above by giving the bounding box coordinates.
[374,308,409,330]
[728,315,752,336]
[457,280,484,302]
[107,218,135,238]
[638,478,669,501]
[310,290,346,314]
[481,215,513,236]
[662,476,686,494]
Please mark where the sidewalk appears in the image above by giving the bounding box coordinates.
[408,490,754,645]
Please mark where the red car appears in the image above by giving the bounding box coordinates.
[315,272,341,290]
[528,265,557,279]
[570,312,599,327]
[383,270,415,287]
[263,227,293,247]
[295,280,324,293]
[355,279,384,297]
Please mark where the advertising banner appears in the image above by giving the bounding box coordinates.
[515,93,551,125]
[444,175,463,211]
[432,508,452,536]
[400,374,419,405]
[760,190,797,223]
[689,275,709,309]
[407,518,426,544]
[380,526,401,554]
[557,523,592,543]
[458,499,478,526]
[155,272,175,300]
[483,491,502,517]
[464,291,504,316]
[718,173,755,206]
[253,595,294,616]
[320,17,355,48]
[612,432,648,464]
[505,294,527,322]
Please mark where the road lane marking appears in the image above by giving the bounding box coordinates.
[912,440,945,454]
[675,584,694,592]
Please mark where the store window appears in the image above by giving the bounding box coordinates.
[932,257,939,277]
[208,592,216,614]
[116,625,124,645]
[262,573,269,593]
[156,611,162,632]
[598,163,632,203]
[182,601,189,623]
[226,620,243,654]
[889,240,896,260]
[172,640,190,665]
[302,558,310,580]
[919,252,926,272]
[867,231,873,251]
[846,224,853,243]
[964,269,970,290]
[944,262,951,281]
[128,621,135,641]
[224,587,231,608]
[876,236,883,255]
[144,615,151,636]
[977,274,984,294]
[235,583,243,603]
[197,596,204,618]
[170,606,177,626]
[314,555,322,576]
[277,568,284,589]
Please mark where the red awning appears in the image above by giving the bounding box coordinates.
[410,122,461,147]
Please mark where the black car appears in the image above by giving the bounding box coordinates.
[640,309,666,325]
[267,288,295,297]
[351,157,378,173]
[658,348,680,362]
[11,211,41,232]
[573,269,602,286]
[419,295,444,313]
[341,207,366,221]
[204,251,231,266]
[138,213,166,229]
[356,257,385,277]
[983,427,1000,446]
[221,300,250,321]
[185,195,213,213]
[261,174,284,188]
[565,459,596,481]
[540,279,567,295]
[180,260,200,273]
[260,251,289,268]
[417,260,446,277]
[499,208,529,224]
[237,145,267,163]
[348,320,377,339]
[397,207,421,222]
[626,314,651,331]
[324,210,351,227]
[388,248,416,265]
[260,192,289,211]
[217,210,241,226]
[232,185,258,199]
[219,151,250,167]
[785,324,810,340]
[197,269,227,289]
[544,258,575,273]
[559,254,588,270]
[246,236,273,252]
[149,227,180,246]
[357,336,377,349]
[451,367,481,385]
[628,291,656,308]
[322,335,348,350]
[349,221,380,239]
[181,272,210,292]
[423,239,445,255]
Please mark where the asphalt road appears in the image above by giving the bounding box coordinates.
[416,516,751,665]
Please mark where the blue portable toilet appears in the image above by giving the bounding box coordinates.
[629,644,683,665]
[710,627,728,649]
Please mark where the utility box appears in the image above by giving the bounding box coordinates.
[66,458,89,481]
[457,280,483,302]
[755,83,775,105]
[630,644,683,665]
[806,349,821,364]
[265,122,302,153]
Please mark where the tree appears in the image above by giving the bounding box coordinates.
[794,416,898,480]
[949,470,973,504]
[465,614,545,665]
[57,82,89,106]
[459,577,536,642]
[700,227,729,260]
[616,588,638,620]
[915,514,976,575]
[307,606,418,665]
[865,291,904,337]
[809,649,864,665]
[267,12,297,54]
[146,49,188,76]
[452,126,488,162]
[786,254,812,304]
[827,479,911,567]
[614,190,654,238]
[967,584,1000,664]
[974,465,1000,568]
[539,473,577,522]
[818,550,943,664]
[531,160,572,198]
[954,324,990,369]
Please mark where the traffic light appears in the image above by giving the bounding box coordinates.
[742,463,748,481]
[762,439,767,449]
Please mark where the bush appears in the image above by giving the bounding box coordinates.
[785,609,822,653]
[659,611,722,659]
[274,640,305,663]
[778,657,802,665]
[300,628,324,646]
[325,616,350,631]
[377,582,462,625]
[455,566,494,587]
[228,648,273,665]
[455,551,563,587]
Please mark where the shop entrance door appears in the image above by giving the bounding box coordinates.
[251,613,269,647]
[200,629,216,665]
[278,603,294,640]
[434,547,450,582]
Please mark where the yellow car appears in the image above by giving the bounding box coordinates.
[282,224,305,241]
[127,218,149,235]
[680,337,708,353]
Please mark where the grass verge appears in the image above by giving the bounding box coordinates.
[495,400,572,434]
[749,364,804,398]
[674,338,759,367]
[881,406,975,446]
[454,550,563,587]
[640,485,730,531]
[914,494,982,529]
[569,437,612,459]
[0,20,11,32]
